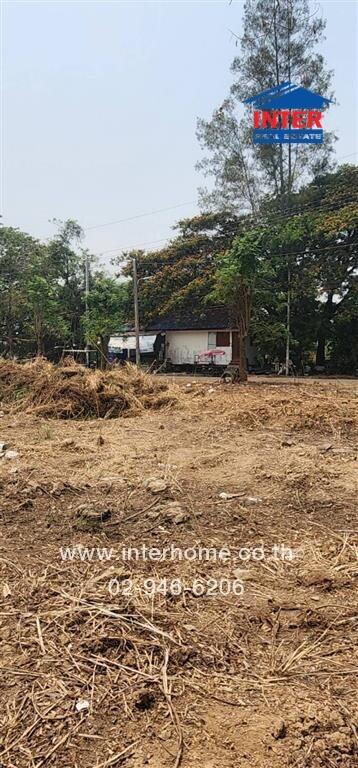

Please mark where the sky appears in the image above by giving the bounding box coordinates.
[2,0,358,271]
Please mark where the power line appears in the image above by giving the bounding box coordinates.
[335,152,358,161]
[86,153,357,255]
[84,200,196,232]
[231,192,358,227]
[82,153,357,235]
[96,192,358,258]
[98,236,172,257]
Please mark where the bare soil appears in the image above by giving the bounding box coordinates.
[0,376,357,767]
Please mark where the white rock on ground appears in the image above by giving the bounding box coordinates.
[4,450,18,460]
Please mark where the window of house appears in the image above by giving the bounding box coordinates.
[216,331,230,347]
[208,332,216,349]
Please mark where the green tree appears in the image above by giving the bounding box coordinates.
[47,219,86,347]
[123,167,357,374]
[0,222,93,359]
[83,274,128,368]
[255,166,358,368]
[210,230,264,381]
[304,167,358,366]
[0,227,41,357]
[329,289,358,374]
[26,275,69,356]
[117,212,243,325]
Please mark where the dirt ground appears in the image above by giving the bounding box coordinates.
[0,375,357,767]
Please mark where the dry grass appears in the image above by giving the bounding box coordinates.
[0,358,177,419]
[1,532,357,768]
[180,378,357,435]
[0,372,357,767]
[0,359,356,433]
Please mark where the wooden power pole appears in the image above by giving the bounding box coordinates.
[132,256,141,367]
[85,251,90,368]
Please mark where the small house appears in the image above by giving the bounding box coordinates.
[146,309,257,370]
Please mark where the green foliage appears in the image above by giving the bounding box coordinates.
[48,218,84,283]
[127,165,357,372]
[329,289,358,373]
[0,227,43,356]
[0,166,356,372]
[26,275,69,355]
[211,229,263,306]
[117,212,241,324]
[83,274,128,364]
[0,220,89,358]
[210,230,264,379]
[47,220,87,347]
[260,167,358,366]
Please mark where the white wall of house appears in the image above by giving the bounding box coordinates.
[166,330,231,366]
[166,330,257,366]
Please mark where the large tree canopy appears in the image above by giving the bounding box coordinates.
[0,220,92,359]
[0,227,42,357]
[117,211,243,323]
[121,165,357,372]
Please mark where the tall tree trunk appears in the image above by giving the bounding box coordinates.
[238,334,248,382]
[231,330,248,382]
[7,288,14,358]
[35,315,44,356]
[315,294,334,368]
[231,330,239,364]
[100,335,110,369]
[286,0,293,201]
[315,331,326,368]
[231,287,252,383]
[285,265,291,375]
[273,1,285,203]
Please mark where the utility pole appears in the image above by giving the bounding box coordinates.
[285,265,291,376]
[132,256,141,367]
[85,251,90,367]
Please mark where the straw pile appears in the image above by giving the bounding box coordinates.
[0,356,53,401]
[0,358,177,419]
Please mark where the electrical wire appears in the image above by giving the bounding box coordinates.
[81,153,357,235]
[127,241,357,276]
[83,201,196,232]
[95,192,358,257]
